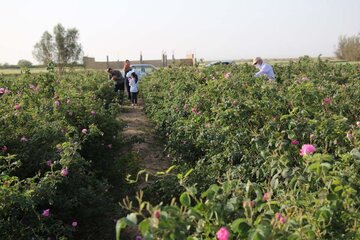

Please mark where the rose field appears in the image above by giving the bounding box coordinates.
[1,57,360,240]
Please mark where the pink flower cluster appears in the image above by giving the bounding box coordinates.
[300,144,316,156]
[216,227,230,240]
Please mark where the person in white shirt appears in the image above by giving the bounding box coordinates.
[129,72,139,106]
[252,57,275,80]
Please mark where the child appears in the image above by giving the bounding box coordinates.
[129,72,139,106]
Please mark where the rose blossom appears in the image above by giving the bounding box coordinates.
[82,128,88,134]
[42,209,50,217]
[216,227,230,240]
[263,192,272,201]
[46,160,52,167]
[224,72,231,79]
[60,167,68,177]
[322,97,332,105]
[14,103,21,110]
[300,144,316,156]
[275,213,286,224]
[72,221,78,227]
[154,210,160,219]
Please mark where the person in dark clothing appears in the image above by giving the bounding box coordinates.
[123,60,132,100]
[107,68,125,103]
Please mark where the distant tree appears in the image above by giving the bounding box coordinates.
[33,31,54,65]
[17,59,33,68]
[335,33,360,61]
[33,24,82,72]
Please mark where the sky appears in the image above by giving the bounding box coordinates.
[0,0,359,64]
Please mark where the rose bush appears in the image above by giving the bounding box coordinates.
[0,66,135,239]
[119,58,360,239]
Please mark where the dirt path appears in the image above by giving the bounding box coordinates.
[118,98,171,187]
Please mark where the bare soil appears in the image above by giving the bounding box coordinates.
[118,98,171,187]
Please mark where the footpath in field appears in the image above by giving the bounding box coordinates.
[118,98,171,188]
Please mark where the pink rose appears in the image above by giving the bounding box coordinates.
[82,128,88,134]
[46,160,52,167]
[224,72,231,79]
[154,210,160,219]
[300,144,316,156]
[291,140,299,145]
[42,209,50,217]
[216,227,230,240]
[60,167,68,177]
[72,221,78,227]
[263,192,272,201]
[275,213,286,224]
[14,103,21,110]
[322,97,332,105]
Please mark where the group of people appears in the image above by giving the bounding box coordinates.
[107,57,275,106]
[107,60,139,106]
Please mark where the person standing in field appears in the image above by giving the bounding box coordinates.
[107,67,125,103]
[129,72,139,107]
[252,57,275,81]
[123,60,132,100]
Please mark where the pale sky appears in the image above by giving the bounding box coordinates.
[0,0,359,64]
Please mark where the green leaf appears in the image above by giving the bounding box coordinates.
[139,219,150,235]
[184,168,194,178]
[180,192,191,207]
[308,162,320,171]
[231,218,250,235]
[248,225,271,240]
[350,148,360,160]
[116,218,127,240]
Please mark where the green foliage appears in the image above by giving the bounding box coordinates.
[33,24,82,72]
[120,60,360,239]
[0,67,132,239]
[335,33,360,61]
[17,59,33,68]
